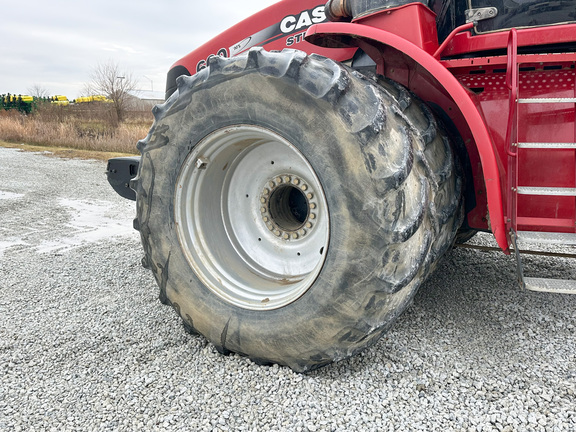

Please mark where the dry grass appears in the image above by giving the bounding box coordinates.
[0,141,136,161]
[0,106,152,155]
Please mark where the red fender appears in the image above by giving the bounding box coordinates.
[306,22,509,252]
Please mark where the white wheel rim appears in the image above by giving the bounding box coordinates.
[175,125,329,310]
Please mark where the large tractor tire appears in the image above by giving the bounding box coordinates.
[133,48,463,372]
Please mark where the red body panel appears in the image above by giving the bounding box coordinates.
[171,0,356,74]
[443,23,576,58]
[449,55,576,235]
[171,1,576,251]
[353,3,439,55]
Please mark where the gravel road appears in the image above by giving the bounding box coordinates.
[1,146,575,431]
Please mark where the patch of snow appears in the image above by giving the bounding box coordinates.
[36,198,135,254]
[0,191,25,200]
[0,237,27,258]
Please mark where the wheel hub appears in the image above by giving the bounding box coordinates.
[260,174,317,240]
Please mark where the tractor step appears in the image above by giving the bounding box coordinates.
[518,98,576,103]
[517,142,576,149]
[517,187,576,196]
[513,231,576,294]
[524,277,576,294]
[516,231,576,246]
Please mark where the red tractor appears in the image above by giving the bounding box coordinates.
[107,0,576,371]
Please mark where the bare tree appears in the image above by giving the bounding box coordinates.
[27,83,50,99]
[85,61,138,123]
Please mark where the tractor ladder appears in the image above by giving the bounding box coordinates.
[505,28,576,293]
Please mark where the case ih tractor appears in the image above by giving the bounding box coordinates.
[107,0,576,371]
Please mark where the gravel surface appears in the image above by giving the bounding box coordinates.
[1,146,575,431]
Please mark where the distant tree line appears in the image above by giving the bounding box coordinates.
[3,60,144,121]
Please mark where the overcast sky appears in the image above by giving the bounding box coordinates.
[2,0,274,99]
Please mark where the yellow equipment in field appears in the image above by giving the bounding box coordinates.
[75,95,113,103]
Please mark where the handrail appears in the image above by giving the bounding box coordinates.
[504,28,519,234]
[504,29,519,158]
[433,22,474,59]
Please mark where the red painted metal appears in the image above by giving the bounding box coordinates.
[170,0,356,75]
[171,1,576,250]
[441,23,576,58]
[441,52,576,69]
[352,3,439,55]
[517,216,576,229]
[306,21,510,252]
[445,61,576,235]
[433,23,474,59]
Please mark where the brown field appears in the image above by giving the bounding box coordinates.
[0,104,152,157]
[0,141,139,161]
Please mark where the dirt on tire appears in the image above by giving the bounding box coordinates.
[133,48,463,372]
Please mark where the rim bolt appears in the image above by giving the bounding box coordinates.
[274,230,281,237]
[275,176,282,184]
[310,213,316,220]
[260,207,266,213]
[301,184,308,191]
[299,229,307,236]
[269,181,275,188]
[292,233,299,239]
[307,193,313,199]
[260,197,266,203]
[282,233,289,240]
[306,222,313,229]
[263,216,269,222]
[267,223,274,231]
[263,188,270,195]
[310,203,316,210]
[283,176,291,183]
[293,178,300,185]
